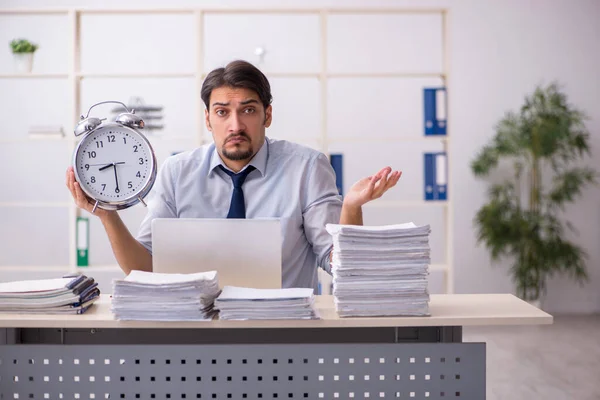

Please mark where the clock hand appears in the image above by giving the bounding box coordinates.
[99,163,114,171]
[99,162,125,172]
[113,164,120,192]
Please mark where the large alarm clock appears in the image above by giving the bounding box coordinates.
[72,101,157,212]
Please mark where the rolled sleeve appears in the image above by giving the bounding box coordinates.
[302,153,343,274]
[136,157,179,253]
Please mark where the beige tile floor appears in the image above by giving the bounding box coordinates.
[464,315,600,400]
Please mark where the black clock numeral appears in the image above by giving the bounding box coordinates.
[84,164,90,171]
[123,137,127,145]
[115,188,120,194]
[128,181,133,189]
[91,176,96,183]
[139,158,144,165]
[87,151,97,159]
[133,145,138,153]
[96,141,103,148]
[108,135,116,143]
[136,171,141,178]
[101,184,106,191]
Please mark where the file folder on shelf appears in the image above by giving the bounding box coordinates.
[330,153,344,196]
[424,152,448,201]
[76,217,89,267]
[424,87,447,136]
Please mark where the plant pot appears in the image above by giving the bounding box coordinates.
[13,53,34,73]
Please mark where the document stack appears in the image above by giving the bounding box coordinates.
[326,222,431,318]
[111,270,220,321]
[0,274,100,314]
[214,286,317,320]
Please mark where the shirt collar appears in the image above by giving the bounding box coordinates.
[208,138,268,177]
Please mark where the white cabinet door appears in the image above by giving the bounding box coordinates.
[0,14,69,74]
[327,13,443,74]
[0,141,70,203]
[203,13,321,73]
[80,77,197,140]
[0,79,70,140]
[327,77,444,139]
[0,206,69,266]
[267,77,321,147]
[80,14,196,74]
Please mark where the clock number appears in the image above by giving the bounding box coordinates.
[101,184,106,191]
[84,164,90,171]
[139,158,144,165]
[96,141,103,148]
[91,176,96,183]
[108,135,116,143]
[128,181,133,189]
[115,188,120,194]
[133,145,138,153]
[136,171,141,178]
[123,137,127,145]
[87,151,97,158]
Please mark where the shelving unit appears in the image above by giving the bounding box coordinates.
[0,6,452,294]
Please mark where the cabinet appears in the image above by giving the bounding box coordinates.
[0,7,453,294]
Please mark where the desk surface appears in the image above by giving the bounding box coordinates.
[0,294,552,329]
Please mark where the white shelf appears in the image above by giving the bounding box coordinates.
[0,202,71,208]
[364,200,448,208]
[327,72,445,79]
[327,136,448,144]
[77,72,196,79]
[0,73,68,79]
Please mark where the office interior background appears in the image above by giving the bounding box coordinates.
[0,0,598,398]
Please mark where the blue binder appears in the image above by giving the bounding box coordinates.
[330,153,344,196]
[424,152,448,201]
[424,87,447,136]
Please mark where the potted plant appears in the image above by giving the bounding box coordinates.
[9,38,38,73]
[471,82,597,306]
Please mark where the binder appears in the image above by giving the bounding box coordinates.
[76,217,89,267]
[424,87,447,136]
[330,153,344,196]
[424,152,448,201]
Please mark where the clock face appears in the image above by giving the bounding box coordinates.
[74,124,155,205]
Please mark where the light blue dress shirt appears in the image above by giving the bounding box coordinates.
[136,137,343,290]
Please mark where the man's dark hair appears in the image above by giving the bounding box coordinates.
[201,60,273,111]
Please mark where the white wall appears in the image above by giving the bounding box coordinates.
[1,0,599,313]
[449,0,600,313]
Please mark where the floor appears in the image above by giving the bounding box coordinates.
[464,314,600,400]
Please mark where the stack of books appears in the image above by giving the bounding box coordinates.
[214,286,317,320]
[326,222,431,317]
[0,274,100,314]
[111,270,220,321]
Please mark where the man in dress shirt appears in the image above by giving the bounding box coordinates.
[66,60,401,290]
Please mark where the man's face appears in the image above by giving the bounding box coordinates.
[205,86,272,163]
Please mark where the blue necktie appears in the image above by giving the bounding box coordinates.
[219,165,255,219]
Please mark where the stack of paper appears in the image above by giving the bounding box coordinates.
[214,286,317,320]
[111,270,220,321]
[0,274,100,314]
[326,222,431,317]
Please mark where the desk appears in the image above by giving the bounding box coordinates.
[0,294,551,399]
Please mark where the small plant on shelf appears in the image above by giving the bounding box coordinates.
[10,38,38,54]
[9,38,39,73]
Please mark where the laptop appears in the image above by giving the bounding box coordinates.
[151,218,282,289]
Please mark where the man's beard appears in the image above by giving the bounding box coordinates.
[222,133,253,161]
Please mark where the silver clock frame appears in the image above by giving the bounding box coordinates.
[72,101,158,212]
